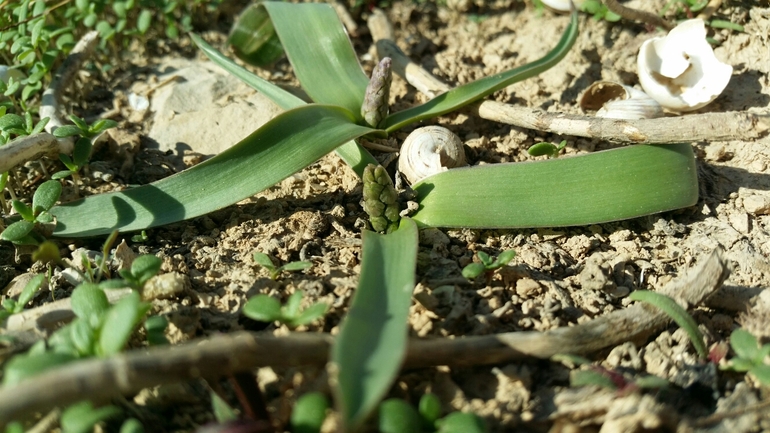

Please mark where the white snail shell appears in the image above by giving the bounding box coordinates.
[637,19,733,112]
[539,0,584,12]
[398,126,467,184]
[580,81,664,120]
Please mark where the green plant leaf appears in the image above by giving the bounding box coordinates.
[461,262,486,279]
[71,283,110,324]
[210,391,238,423]
[60,401,121,433]
[419,393,442,425]
[382,9,578,132]
[228,3,285,67]
[730,328,760,361]
[2,352,78,387]
[283,291,303,318]
[191,33,378,178]
[0,114,24,130]
[749,364,770,385]
[378,399,423,433]
[89,119,118,135]
[119,418,145,433]
[72,137,92,167]
[12,200,34,221]
[291,302,329,327]
[629,290,707,359]
[1,220,35,242]
[331,218,418,431]
[494,250,516,267]
[411,143,698,228]
[261,2,369,117]
[51,105,378,237]
[242,294,282,322]
[281,260,312,272]
[32,179,61,214]
[16,273,45,310]
[52,125,82,138]
[252,252,276,270]
[436,412,487,433]
[634,375,670,389]
[291,392,329,433]
[97,291,150,356]
[570,369,617,389]
[129,254,162,287]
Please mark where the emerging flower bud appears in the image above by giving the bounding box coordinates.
[361,164,400,233]
[361,57,392,128]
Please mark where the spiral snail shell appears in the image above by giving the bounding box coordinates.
[398,126,467,185]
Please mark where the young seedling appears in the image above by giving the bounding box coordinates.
[378,394,487,433]
[628,290,707,359]
[116,254,163,291]
[252,251,312,280]
[291,392,330,433]
[462,250,516,280]
[242,291,328,328]
[721,328,770,385]
[0,179,61,245]
[0,274,45,321]
[527,139,567,159]
[51,115,117,196]
[580,0,622,22]
[131,230,150,243]
[553,354,669,394]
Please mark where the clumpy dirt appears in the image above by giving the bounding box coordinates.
[2,0,770,432]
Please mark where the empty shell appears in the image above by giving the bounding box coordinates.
[637,19,733,112]
[398,126,467,184]
[580,81,664,120]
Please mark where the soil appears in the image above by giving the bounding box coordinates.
[2,1,770,432]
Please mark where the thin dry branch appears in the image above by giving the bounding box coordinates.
[603,0,675,30]
[0,248,728,426]
[0,31,99,174]
[367,10,768,144]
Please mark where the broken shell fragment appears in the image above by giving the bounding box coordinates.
[398,126,467,185]
[540,0,584,12]
[580,81,664,120]
[637,19,733,112]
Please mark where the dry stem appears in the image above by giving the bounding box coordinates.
[0,248,728,426]
[367,9,768,144]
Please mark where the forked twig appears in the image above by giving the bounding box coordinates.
[0,248,728,425]
[0,31,99,174]
[366,10,768,144]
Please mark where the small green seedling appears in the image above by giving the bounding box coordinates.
[462,250,516,279]
[580,0,622,22]
[0,179,61,245]
[0,274,45,321]
[721,328,770,385]
[131,230,150,243]
[0,111,49,143]
[628,290,707,359]
[527,140,567,159]
[51,116,117,195]
[210,390,239,423]
[378,394,487,433]
[242,291,328,328]
[3,285,151,386]
[252,251,312,280]
[291,392,329,433]
[553,354,669,394]
[60,400,122,433]
[116,254,163,291]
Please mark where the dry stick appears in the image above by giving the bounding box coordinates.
[0,31,99,174]
[0,248,728,425]
[603,0,675,30]
[366,10,769,144]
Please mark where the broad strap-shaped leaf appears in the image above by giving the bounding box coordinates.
[192,33,378,177]
[262,2,370,117]
[382,10,579,132]
[51,105,378,237]
[331,219,418,431]
[411,143,698,228]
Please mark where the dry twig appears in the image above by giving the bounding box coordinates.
[603,0,675,30]
[366,9,768,144]
[0,248,728,425]
[0,31,99,174]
